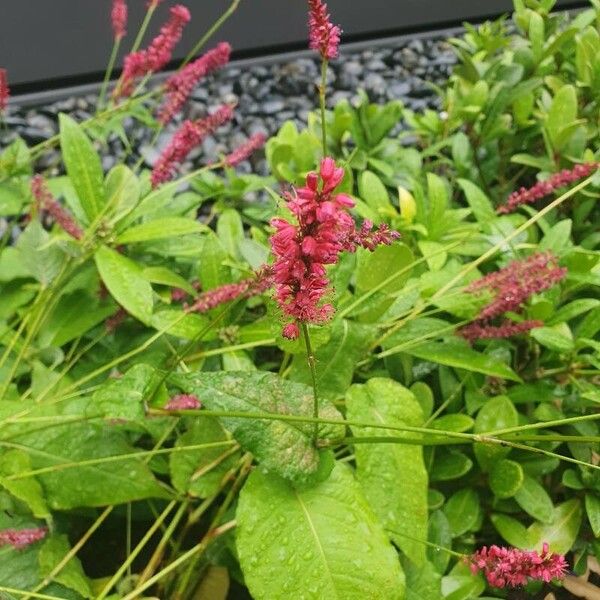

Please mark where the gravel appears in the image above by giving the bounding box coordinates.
[0,36,456,177]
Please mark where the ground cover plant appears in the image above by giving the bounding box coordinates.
[0,0,599,598]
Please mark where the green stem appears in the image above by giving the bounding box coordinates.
[98,38,121,111]
[132,5,157,54]
[386,528,464,559]
[302,323,320,444]
[182,0,242,66]
[319,59,328,155]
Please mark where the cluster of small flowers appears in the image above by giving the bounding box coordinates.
[165,394,201,410]
[459,319,544,343]
[459,252,566,342]
[186,267,273,314]
[118,5,191,97]
[0,527,48,550]
[31,176,84,240]
[271,157,399,339]
[469,543,568,588]
[158,42,231,124]
[111,0,128,41]
[0,68,10,113]
[498,162,598,214]
[308,0,341,60]
[225,133,268,167]
[151,104,234,187]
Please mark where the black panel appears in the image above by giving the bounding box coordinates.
[0,0,585,90]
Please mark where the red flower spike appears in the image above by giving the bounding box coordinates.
[31,176,84,240]
[225,133,267,167]
[459,319,543,343]
[468,544,567,588]
[165,394,201,410]
[118,4,191,97]
[0,527,48,550]
[282,322,301,340]
[498,162,598,214]
[150,104,234,187]
[0,68,10,113]
[158,42,231,124]
[185,267,273,314]
[307,0,341,60]
[111,0,128,41]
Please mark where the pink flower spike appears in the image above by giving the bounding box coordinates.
[151,104,235,187]
[111,0,128,41]
[158,42,232,124]
[225,133,267,167]
[459,319,543,343]
[31,176,84,240]
[0,527,48,550]
[185,267,273,314]
[0,68,10,113]
[498,162,598,214]
[308,0,341,60]
[468,544,567,588]
[118,4,191,97]
[165,394,201,411]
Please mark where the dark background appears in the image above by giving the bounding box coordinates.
[0,0,585,91]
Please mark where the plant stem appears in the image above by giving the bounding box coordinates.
[132,4,156,55]
[182,0,242,66]
[302,323,320,444]
[319,59,328,155]
[98,39,121,111]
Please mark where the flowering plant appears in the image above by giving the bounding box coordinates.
[0,0,598,599]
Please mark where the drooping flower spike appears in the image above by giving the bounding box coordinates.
[158,42,231,124]
[31,176,84,240]
[458,252,566,342]
[151,104,235,187]
[0,68,10,113]
[118,4,191,97]
[468,543,567,588]
[111,0,128,41]
[225,133,267,167]
[498,162,598,214]
[0,527,48,550]
[307,0,341,60]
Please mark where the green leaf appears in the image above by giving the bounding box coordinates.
[401,338,521,382]
[116,217,206,244]
[490,514,530,549]
[527,498,582,554]
[290,320,375,400]
[431,415,474,433]
[428,511,452,574]
[585,493,600,537]
[105,165,140,222]
[489,459,524,499]
[346,378,428,565]
[94,245,153,324]
[531,324,574,352]
[236,463,405,600]
[15,221,65,286]
[172,371,345,484]
[7,422,168,509]
[549,299,600,325]
[38,535,92,598]
[358,170,393,217]
[514,476,554,523]
[474,396,518,471]
[546,85,578,151]
[430,451,473,482]
[443,488,480,537]
[217,209,245,261]
[0,182,26,217]
[457,179,495,225]
[0,450,49,518]
[169,418,239,498]
[59,113,105,221]
[405,561,442,600]
[150,309,213,341]
[142,266,195,295]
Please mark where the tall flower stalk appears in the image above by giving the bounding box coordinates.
[99,0,129,110]
[307,0,341,155]
[0,68,9,116]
